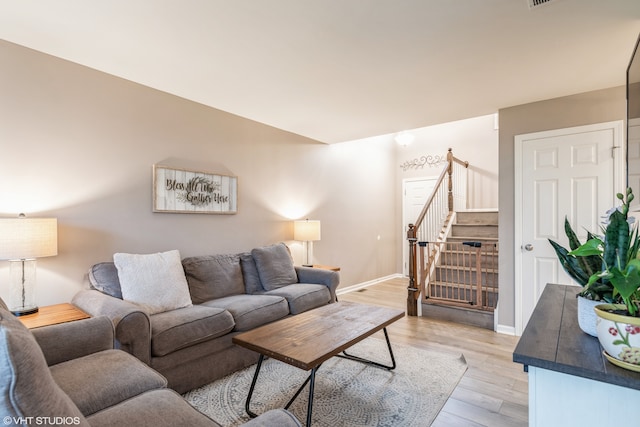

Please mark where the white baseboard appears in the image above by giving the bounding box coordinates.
[336,273,404,295]
[496,324,517,336]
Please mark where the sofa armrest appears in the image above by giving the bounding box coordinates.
[72,289,152,364]
[295,266,340,302]
[32,316,115,366]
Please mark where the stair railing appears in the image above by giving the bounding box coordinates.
[406,148,468,316]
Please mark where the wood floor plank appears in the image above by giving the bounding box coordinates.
[339,277,529,427]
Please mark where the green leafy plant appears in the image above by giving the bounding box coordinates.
[548,218,614,302]
[570,188,640,317]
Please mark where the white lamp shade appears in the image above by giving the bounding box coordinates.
[294,220,321,242]
[0,218,58,260]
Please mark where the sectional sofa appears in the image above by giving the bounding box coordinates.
[72,243,340,393]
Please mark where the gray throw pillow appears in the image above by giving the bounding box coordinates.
[0,308,90,425]
[88,262,123,299]
[182,254,245,304]
[251,243,298,291]
[239,252,263,294]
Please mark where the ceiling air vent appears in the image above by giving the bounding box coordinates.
[528,0,558,9]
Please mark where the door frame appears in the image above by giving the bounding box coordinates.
[513,120,625,335]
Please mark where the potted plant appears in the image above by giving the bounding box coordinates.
[548,219,615,336]
[569,188,640,370]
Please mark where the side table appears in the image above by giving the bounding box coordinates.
[303,264,340,272]
[17,303,90,329]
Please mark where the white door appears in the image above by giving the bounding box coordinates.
[628,117,640,211]
[402,178,437,275]
[514,121,624,335]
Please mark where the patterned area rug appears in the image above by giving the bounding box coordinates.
[184,337,467,427]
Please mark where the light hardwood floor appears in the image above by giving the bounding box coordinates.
[339,277,528,427]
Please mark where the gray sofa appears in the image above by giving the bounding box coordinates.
[72,243,340,393]
[0,301,301,426]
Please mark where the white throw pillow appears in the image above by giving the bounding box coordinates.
[114,250,192,315]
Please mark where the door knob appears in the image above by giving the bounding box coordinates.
[524,244,534,251]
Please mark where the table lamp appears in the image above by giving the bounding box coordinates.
[0,214,58,316]
[293,219,321,266]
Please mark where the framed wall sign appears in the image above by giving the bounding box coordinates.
[153,165,238,214]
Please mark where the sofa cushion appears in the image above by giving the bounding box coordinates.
[0,308,89,425]
[114,250,193,315]
[88,262,123,299]
[50,349,167,416]
[262,284,331,315]
[150,306,235,357]
[86,389,220,427]
[240,252,263,294]
[202,295,289,331]
[251,243,298,291]
[183,254,245,304]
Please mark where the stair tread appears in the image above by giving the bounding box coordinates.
[441,248,499,253]
[453,223,498,227]
[427,285,499,293]
[447,237,498,242]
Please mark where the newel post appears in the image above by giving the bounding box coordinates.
[407,223,418,316]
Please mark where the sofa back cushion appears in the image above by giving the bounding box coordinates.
[251,243,298,291]
[88,262,123,299]
[182,254,245,304]
[0,308,90,425]
[239,252,264,294]
[114,250,193,315]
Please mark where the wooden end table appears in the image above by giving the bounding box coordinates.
[300,264,340,271]
[232,301,404,426]
[17,303,90,329]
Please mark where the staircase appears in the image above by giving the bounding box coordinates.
[421,211,498,330]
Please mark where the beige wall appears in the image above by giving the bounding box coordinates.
[0,40,398,306]
[497,85,626,331]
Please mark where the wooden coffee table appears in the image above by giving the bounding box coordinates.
[232,301,405,426]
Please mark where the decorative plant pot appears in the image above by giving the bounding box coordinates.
[577,296,599,337]
[594,304,640,372]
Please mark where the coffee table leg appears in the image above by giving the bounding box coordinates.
[245,354,265,418]
[338,327,397,370]
[306,367,316,427]
[247,355,319,425]
[284,366,319,427]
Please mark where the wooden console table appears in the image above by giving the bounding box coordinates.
[513,284,640,427]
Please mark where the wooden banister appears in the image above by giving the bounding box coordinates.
[406,148,469,316]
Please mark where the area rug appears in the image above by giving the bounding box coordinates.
[184,338,467,427]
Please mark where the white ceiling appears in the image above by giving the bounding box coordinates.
[1,0,639,143]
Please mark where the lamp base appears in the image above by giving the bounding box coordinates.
[11,306,39,316]
[8,259,39,317]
